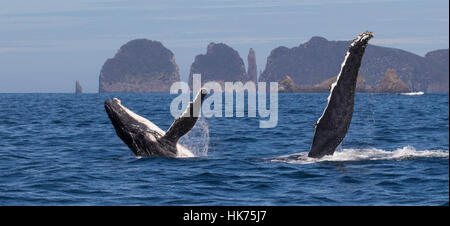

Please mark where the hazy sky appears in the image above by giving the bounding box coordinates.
[0,0,448,92]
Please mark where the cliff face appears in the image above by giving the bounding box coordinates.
[75,80,82,94]
[247,48,257,82]
[426,49,449,67]
[424,49,449,92]
[259,37,449,92]
[189,43,249,88]
[374,69,410,93]
[99,39,179,93]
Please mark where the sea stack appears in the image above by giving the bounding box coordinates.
[99,39,180,93]
[247,48,257,82]
[75,80,83,94]
[189,42,249,89]
[374,69,411,93]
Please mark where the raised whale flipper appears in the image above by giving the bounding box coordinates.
[308,31,373,158]
[163,88,208,143]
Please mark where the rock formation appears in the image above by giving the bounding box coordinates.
[75,80,82,94]
[189,43,249,89]
[259,36,448,92]
[247,48,257,82]
[374,69,410,93]
[99,39,179,93]
[314,73,371,92]
[278,76,301,93]
[424,49,449,92]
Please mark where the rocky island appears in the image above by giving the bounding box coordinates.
[189,43,251,88]
[97,36,448,94]
[99,39,180,93]
[259,36,449,93]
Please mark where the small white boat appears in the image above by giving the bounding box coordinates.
[400,91,424,96]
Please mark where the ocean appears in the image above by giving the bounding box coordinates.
[0,93,448,205]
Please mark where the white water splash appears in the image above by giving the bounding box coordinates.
[179,117,210,157]
[270,146,449,164]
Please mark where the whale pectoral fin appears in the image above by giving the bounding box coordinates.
[308,31,373,159]
[163,88,207,143]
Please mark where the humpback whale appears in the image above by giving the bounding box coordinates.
[308,31,373,158]
[104,89,207,157]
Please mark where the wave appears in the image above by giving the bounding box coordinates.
[400,91,424,96]
[270,146,448,164]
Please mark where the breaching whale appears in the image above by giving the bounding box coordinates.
[308,31,373,158]
[104,89,207,157]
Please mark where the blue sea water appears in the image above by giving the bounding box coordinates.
[0,93,448,205]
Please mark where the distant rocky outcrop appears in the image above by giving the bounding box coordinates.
[278,76,301,92]
[314,73,370,92]
[259,36,449,92]
[99,39,179,93]
[374,69,411,93]
[75,80,82,94]
[247,48,257,82]
[279,70,410,93]
[189,43,249,88]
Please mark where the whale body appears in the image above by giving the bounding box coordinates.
[104,89,207,157]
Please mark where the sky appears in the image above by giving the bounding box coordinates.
[0,0,448,93]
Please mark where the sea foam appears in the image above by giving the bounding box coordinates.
[270,146,449,164]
